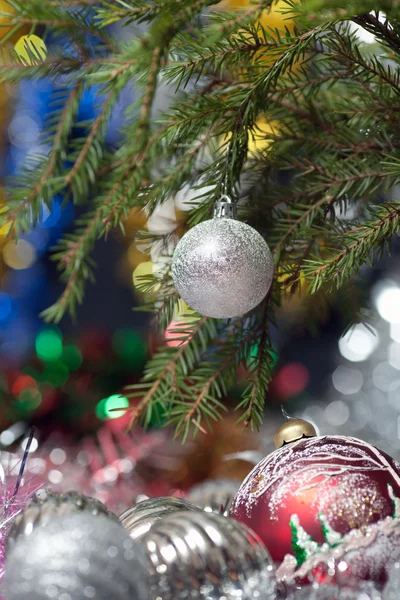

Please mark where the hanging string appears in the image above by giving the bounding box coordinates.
[222,141,234,201]
[281,405,292,421]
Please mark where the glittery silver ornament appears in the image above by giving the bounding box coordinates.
[143,509,277,600]
[119,496,201,540]
[171,202,273,318]
[286,582,382,600]
[384,560,400,599]
[7,488,118,550]
[186,479,240,515]
[4,512,149,600]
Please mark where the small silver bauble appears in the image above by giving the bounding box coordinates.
[172,199,274,318]
[4,512,149,600]
[186,479,240,515]
[119,496,201,540]
[142,509,277,600]
[7,489,118,550]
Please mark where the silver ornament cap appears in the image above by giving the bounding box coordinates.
[172,198,273,318]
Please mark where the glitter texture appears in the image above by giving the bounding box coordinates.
[229,435,400,563]
[7,489,119,551]
[277,488,400,585]
[172,217,273,319]
[286,582,382,599]
[143,510,277,600]
[4,512,149,600]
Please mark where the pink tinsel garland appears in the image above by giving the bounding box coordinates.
[0,451,43,589]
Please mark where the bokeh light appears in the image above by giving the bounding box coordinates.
[375,285,400,323]
[3,239,36,270]
[11,374,38,396]
[273,362,309,399]
[42,361,69,387]
[0,292,12,321]
[165,320,192,347]
[324,400,350,427]
[332,366,363,395]
[35,327,63,361]
[62,345,83,371]
[95,394,129,420]
[338,324,379,362]
[133,261,153,289]
[112,329,147,364]
[15,387,42,412]
[21,435,39,453]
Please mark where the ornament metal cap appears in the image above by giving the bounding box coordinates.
[273,418,317,449]
[213,195,237,219]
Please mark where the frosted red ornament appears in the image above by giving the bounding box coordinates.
[229,435,400,565]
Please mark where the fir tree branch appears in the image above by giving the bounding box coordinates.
[304,203,400,293]
[64,91,115,188]
[6,81,84,231]
[126,315,208,429]
[239,298,274,429]
[273,196,328,255]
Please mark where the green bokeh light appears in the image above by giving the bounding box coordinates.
[35,327,63,362]
[62,345,83,371]
[112,329,147,365]
[95,394,129,420]
[15,388,42,413]
[249,342,279,367]
[42,361,69,387]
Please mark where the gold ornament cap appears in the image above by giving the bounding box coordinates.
[273,418,317,449]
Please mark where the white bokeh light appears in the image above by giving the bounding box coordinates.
[325,400,350,427]
[332,366,363,395]
[375,285,400,323]
[347,11,388,44]
[338,324,379,362]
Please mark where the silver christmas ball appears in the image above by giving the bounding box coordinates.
[119,496,201,540]
[7,488,118,550]
[4,512,149,600]
[384,560,400,599]
[172,215,273,318]
[286,582,382,599]
[143,509,277,600]
[186,479,240,515]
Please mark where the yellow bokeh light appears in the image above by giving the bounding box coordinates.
[127,242,149,269]
[223,0,296,33]
[133,261,153,289]
[175,298,197,318]
[3,239,36,270]
[15,34,47,66]
[0,0,16,40]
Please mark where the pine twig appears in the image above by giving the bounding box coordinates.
[127,316,208,430]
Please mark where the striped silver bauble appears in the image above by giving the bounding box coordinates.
[119,496,201,540]
[142,510,277,600]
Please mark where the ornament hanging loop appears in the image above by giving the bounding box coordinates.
[214,194,237,219]
[215,142,237,219]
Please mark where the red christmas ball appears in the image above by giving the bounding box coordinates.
[229,435,400,565]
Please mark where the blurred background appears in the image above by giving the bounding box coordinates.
[1,1,400,515]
